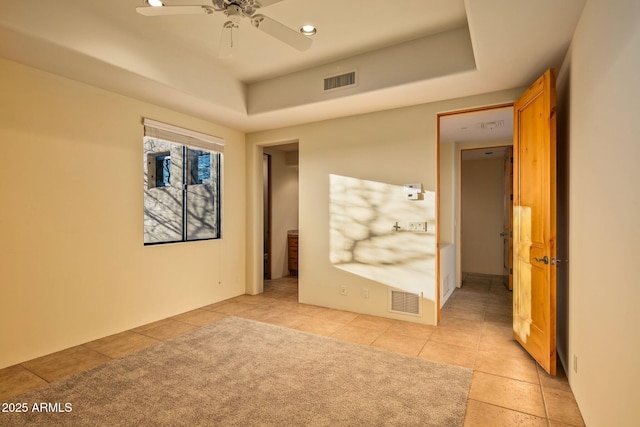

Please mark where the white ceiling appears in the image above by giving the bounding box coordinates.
[440,105,513,145]
[0,0,586,132]
[461,146,509,161]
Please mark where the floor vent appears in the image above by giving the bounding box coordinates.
[389,289,421,316]
[324,71,357,91]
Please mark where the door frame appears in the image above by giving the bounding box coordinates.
[263,153,272,280]
[436,103,514,322]
[503,146,514,291]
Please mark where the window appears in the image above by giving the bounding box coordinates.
[142,118,224,245]
[147,152,171,189]
[188,149,212,185]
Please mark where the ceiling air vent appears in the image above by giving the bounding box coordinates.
[480,120,505,130]
[389,289,421,316]
[324,70,357,92]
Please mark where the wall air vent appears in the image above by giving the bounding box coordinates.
[389,289,421,316]
[323,70,357,92]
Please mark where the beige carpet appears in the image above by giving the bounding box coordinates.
[2,317,472,426]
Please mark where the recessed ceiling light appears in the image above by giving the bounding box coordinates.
[146,0,164,7]
[300,25,317,36]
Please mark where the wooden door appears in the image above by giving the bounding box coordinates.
[512,69,557,375]
[502,147,513,291]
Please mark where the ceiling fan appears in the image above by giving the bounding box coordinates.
[136,0,312,51]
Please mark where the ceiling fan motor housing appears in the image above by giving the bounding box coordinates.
[226,4,244,23]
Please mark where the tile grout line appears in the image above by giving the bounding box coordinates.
[537,364,553,425]
[467,397,550,422]
[17,363,51,385]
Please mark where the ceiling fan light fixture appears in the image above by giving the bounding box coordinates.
[146,0,164,7]
[300,25,317,36]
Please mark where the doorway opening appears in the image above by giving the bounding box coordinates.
[437,104,514,320]
[460,146,512,288]
[262,143,300,297]
[263,153,272,280]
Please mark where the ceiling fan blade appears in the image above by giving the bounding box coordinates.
[136,5,214,17]
[252,14,312,51]
[255,0,286,7]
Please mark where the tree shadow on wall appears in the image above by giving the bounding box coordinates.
[329,175,436,295]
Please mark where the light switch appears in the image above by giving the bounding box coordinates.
[408,222,428,232]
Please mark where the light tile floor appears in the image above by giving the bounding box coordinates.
[0,274,585,426]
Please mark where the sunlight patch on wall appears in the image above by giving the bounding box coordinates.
[329,174,436,297]
[513,205,532,342]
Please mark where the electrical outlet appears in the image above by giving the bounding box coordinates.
[408,222,428,232]
[406,191,420,200]
[362,288,369,299]
[340,285,348,296]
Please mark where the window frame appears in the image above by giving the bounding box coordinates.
[142,118,224,245]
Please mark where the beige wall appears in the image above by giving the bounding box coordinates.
[248,88,523,325]
[263,148,299,278]
[0,58,247,369]
[559,0,639,425]
[439,141,456,245]
[461,157,504,275]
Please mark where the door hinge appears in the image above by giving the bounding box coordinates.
[509,268,513,275]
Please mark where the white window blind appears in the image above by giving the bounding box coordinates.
[142,118,224,153]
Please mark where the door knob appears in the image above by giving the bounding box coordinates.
[500,232,507,237]
[534,255,549,265]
